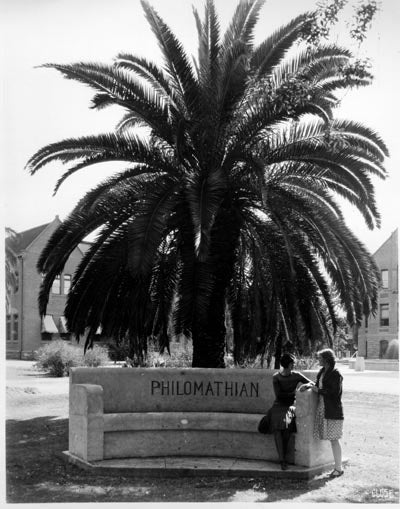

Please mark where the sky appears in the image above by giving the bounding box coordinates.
[1,0,400,254]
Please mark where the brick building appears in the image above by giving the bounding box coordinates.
[357,229,398,359]
[6,216,92,359]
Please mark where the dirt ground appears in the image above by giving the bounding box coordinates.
[5,361,400,503]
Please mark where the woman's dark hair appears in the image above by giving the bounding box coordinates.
[280,353,296,368]
[317,348,336,368]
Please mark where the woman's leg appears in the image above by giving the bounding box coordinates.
[330,439,342,471]
[273,431,286,468]
[282,429,291,461]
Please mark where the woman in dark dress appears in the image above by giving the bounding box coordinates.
[261,353,314,470]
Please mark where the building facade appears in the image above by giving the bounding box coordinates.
[357,229,398,359]
[6,216,92,359]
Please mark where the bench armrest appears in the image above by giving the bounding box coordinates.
[295,389,332,467]
[69,384,104,461]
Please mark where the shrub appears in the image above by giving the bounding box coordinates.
[122,341,193,368]
[34,340,110,376]
[295,356,319,370]
[83,344,110,367]
[225,354,319,370]
[143,342,192,368]
[146,346,319,370]
[162,342,193,367]
[110,338,189,367]
[385,339,399,360]
[34,340,82,377]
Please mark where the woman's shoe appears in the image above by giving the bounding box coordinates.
[329,469,344,478]
[280,461,288,470]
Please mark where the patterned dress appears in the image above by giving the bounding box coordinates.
[313,372,343,440]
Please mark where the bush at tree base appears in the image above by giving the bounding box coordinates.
[34,340,110,376]
[130,342,319,370]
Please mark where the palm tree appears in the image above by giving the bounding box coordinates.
[27,0,387,367]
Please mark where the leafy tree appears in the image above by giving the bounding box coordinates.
[27,0,387,367]
[302,0,380,46]
[5,227,19,313]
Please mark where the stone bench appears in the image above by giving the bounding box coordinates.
[68,367,331,469]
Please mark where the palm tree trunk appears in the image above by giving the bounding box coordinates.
[192,329,226,368]
[274,334,283,369]
[190,203,240,368]
[191,293,226,368]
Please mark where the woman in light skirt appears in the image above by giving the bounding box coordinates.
[311,348,344,478]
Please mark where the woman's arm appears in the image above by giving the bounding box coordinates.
[313,371,342,397]
[298,372,315,385]
[295,372,315,391]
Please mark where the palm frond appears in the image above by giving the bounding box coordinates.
[42,62,172,134]
[250,12,313,76]
[64,225,152,351]
[331,119,389,160]
[37,171,178,314]
[216,39,250,119]
[222,0,265,50]
[26,132,176,194]
[214,0,266,122]
[127,176,179,276]
[193,0,220,86]
[185,169,227,260]
[149,239,179,352]
[140,0,199,117]
[115,113,149,133]
[115,54,173,99]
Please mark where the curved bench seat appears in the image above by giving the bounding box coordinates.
[102,411,271,460]
[103,412,263,432]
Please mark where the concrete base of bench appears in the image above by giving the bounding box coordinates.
[68,368,336,470]
[62,451,348,479]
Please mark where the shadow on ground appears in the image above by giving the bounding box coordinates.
[8,415,397,503]
[24,372,60,378]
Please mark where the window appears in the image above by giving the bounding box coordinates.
[381,269,389,289]
[6,314,11,341]
[6,313,18,342]
[12,313,18,341]
[52,275,61,294]
[380,304,389,327]
[63,274,71,294]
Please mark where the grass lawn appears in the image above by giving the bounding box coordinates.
[5,363,399,503]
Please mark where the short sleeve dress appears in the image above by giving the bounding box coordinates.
[313,371,344,440]
[261,371,312,434]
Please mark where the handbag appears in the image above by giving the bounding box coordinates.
[257,412,271,434]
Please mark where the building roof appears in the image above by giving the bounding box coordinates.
[6,217,93,255]
[6,222,50,254]
[373,228,398,257]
